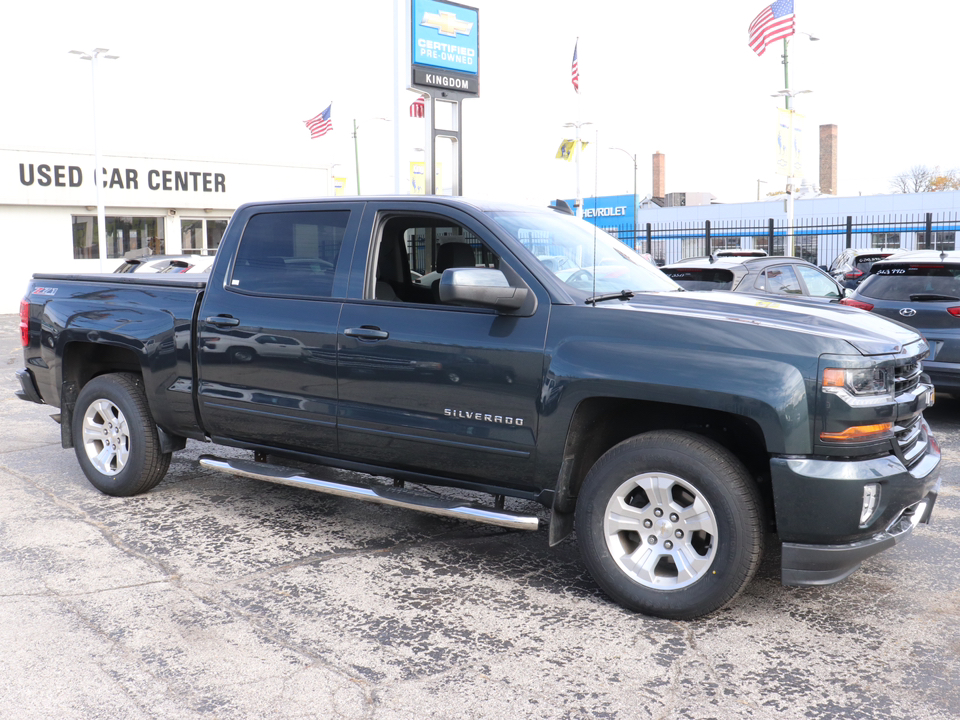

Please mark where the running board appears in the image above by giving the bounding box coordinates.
[198,455,540,532]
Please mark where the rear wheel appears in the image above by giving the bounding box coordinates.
[575,430,763,619]
[72,373,171,496]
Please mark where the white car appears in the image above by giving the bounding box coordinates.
[114,254,215,274]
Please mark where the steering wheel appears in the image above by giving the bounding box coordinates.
[565,269,595,285]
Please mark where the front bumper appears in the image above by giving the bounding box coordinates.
[772,428,941,586]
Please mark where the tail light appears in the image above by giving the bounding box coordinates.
[19,299,29,347]
[948,307,960,316]
[840,298,874,311]
[843,268,864,280]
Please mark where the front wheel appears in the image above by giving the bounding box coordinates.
[575,431,764,620]
[72,373,171,496]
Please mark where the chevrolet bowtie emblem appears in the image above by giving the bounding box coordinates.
[421,10,473,38]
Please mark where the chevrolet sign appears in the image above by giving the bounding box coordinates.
[412,0,479,96]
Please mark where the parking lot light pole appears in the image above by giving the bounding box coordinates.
[770,89,812,258]
[69,48,118,273]
[563,121,593,217]
[611,147,638,250]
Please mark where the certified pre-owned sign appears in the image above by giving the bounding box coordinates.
[411,0,479,96]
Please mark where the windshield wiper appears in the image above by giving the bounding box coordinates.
[909,293,960,302]
[586,289,635,305]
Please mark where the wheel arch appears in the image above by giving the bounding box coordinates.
[59,341,145,449]
[550,397,773,541]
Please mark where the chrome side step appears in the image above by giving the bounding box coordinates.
[198,455,540,532]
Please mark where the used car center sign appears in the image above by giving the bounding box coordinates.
[0,149,326,210]
[411,0,479,96]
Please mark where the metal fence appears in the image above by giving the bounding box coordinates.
[597,212,960,268]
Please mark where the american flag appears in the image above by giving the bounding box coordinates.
[304,103,333,139]
[571,40,579,94]
[748,0,795,57]
[410,96,425,118]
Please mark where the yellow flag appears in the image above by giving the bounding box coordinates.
[555,139,575,162]
[580,141,589,152]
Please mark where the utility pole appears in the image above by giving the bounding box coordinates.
[69,48,118,272]
[352,119,361,195]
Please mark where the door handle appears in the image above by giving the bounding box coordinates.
[206,316,240,327]
[344,327,389,340]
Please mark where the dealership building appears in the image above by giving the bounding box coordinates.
[1,148,328,311]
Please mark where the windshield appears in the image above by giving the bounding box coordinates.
[487,210,680,294]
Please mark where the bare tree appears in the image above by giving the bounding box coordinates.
[891,165,960,193]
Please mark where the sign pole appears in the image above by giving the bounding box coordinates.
[408,0,479,197]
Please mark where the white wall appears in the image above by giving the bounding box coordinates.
[1,149,330,312]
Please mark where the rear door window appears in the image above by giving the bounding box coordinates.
[662,268,734,291]
[231,210,351,298]
[859,264,960,301]
[755,265,802,294]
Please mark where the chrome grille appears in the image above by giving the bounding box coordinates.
[894,415,925,468]
[894,358,922,396]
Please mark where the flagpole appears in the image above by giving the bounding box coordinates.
[782,38,790,110]
[782,37,793,256]
[575,37,581,218]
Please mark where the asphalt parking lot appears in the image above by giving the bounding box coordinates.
[2,312,958,720]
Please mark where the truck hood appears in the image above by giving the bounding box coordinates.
[617,290,925,357]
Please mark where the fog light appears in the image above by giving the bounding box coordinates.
[860,483,879,525]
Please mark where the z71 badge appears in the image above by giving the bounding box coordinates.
[32,287,57,296]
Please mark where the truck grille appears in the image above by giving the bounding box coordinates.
[894,358,922,396]
[894,415,926,468]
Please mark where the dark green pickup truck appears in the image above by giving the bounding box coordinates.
[16,197,941,619]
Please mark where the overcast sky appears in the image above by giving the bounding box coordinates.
[3,0,958,207]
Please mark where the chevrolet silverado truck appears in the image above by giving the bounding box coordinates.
[16,197,941,619]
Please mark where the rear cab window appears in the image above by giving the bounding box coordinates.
[662,268,735,291]
[859,263,960,301]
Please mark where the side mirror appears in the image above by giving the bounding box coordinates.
[439,268,529,312]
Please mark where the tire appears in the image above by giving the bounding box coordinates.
[72,373,171,497]
[575,430,764,620]
[230,347,255,363]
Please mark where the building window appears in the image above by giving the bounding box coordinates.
[72,216,165,260]
[181,218,227,255]
[917,231,956,251]
[753,235,785,256]
[872,232,901,249]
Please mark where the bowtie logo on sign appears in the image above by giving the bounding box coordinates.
[421,10,473,37]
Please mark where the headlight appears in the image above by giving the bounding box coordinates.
[822,367,894,406]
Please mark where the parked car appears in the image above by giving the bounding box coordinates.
[114,254,215,274]
[713,248,768,258]
[827,248,898,288]
[661,255,846,303]
[842,250,960,394]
